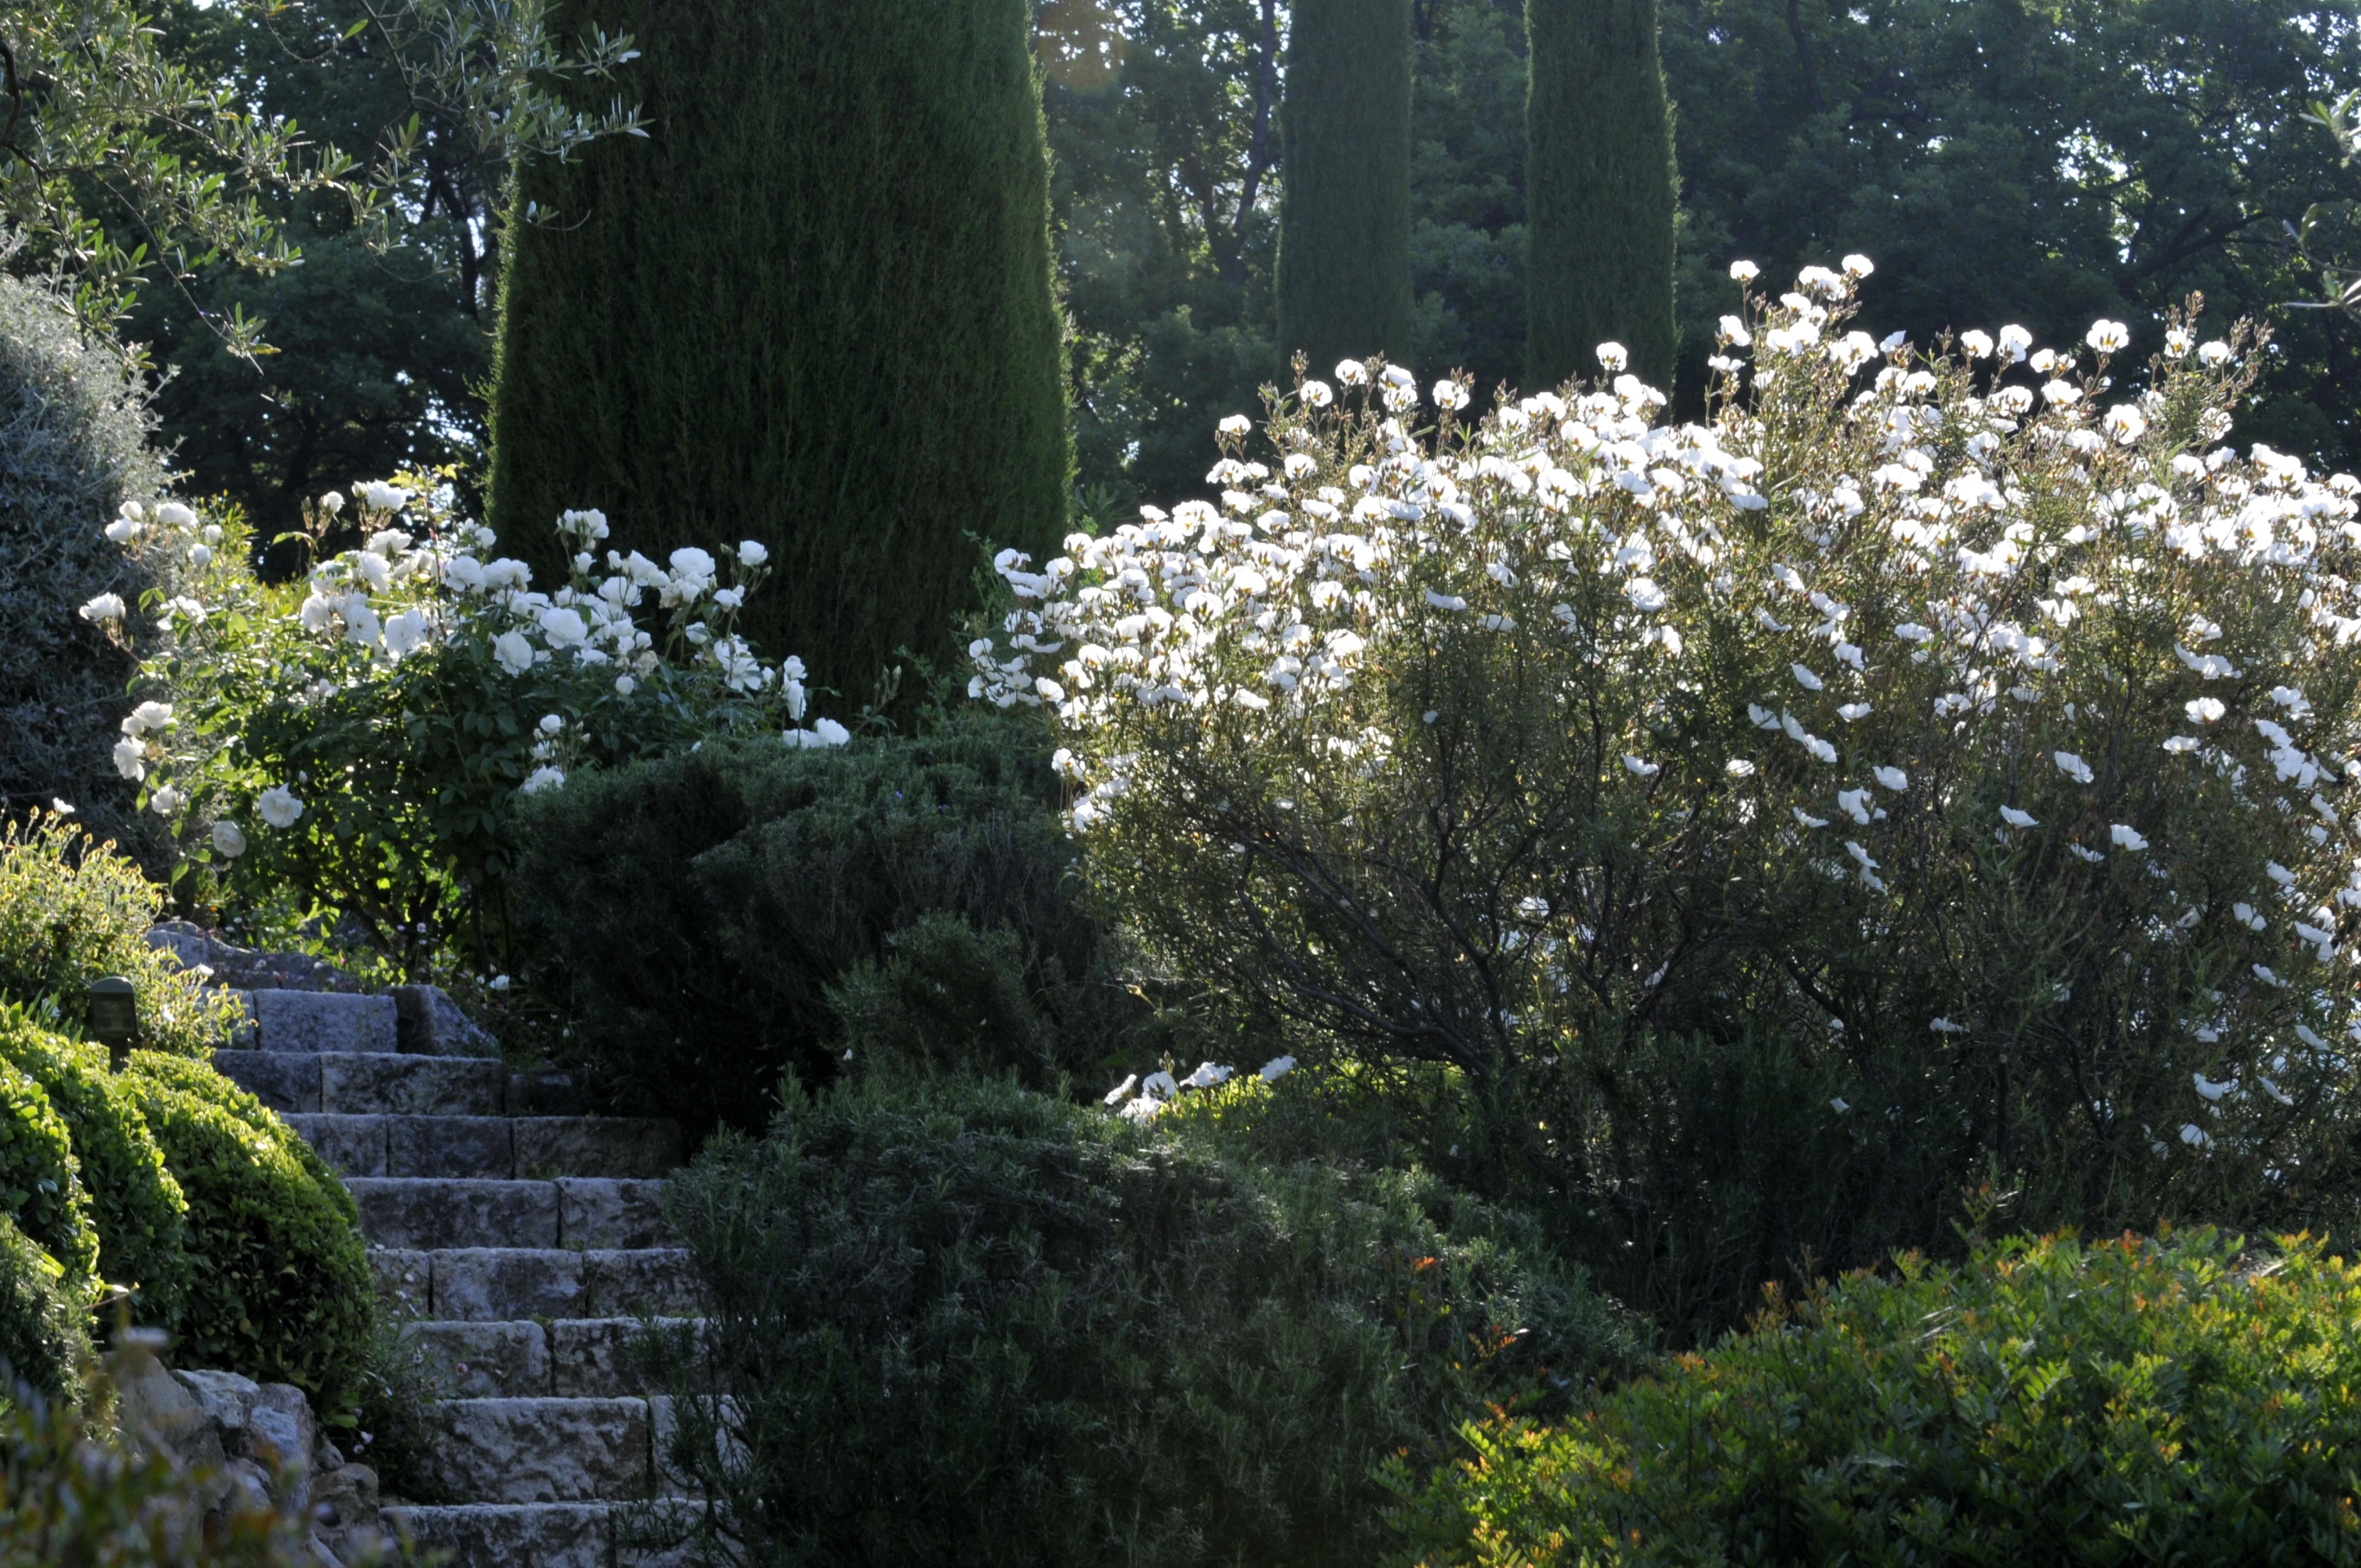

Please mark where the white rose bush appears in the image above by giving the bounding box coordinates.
[976,265,2361,1324]
[90,476,839,968]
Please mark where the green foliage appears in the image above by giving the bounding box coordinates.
[119,1054,372,1418]
[0,277,169,851]
[488,0,1071,710]
[0,1009,189,1330]
[1278,0,1417,370]
[0,1057,99,1285]
[1525,0,1679,390]
[510,715,1129,1134]
[643,1073,1640,1568]
[0,1215,92,1407]
[0,815,247,1058]
[1409,1,1530,404]
[1392,1229,2361,1565]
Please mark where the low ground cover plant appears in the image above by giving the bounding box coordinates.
[644,1072,1639,1568]
[978,265,2361,1332]
[1392,1227,2361,1565]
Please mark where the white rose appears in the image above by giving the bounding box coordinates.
[212,820,247,858]
[257,785,305,828]
[493,630,537,676]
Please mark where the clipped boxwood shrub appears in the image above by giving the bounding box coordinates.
[120,1052,371,1414]
[0,1006,187,1327]
[1392,1229,2361,1564]
[645,1075,1640,1568]
[510,715,1134,1135]
[0,1057,97,1284]
[0,814,246,1059]
[0,1213,91,1405]
[0,274,168,853]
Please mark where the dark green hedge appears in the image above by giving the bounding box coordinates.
[1277,0,1416,372]
[0,1057,96,1285]
[121,1053,372,1415]
[0,1214,90,1405]
[486,0,1070,709]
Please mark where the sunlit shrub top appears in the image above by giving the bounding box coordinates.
[1388,1227,2361,1565]
[974,256,2361,1237]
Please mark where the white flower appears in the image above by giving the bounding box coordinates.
[1432,381,1470,412]
[614,675,638,697]
[1790,663,1823,691]
[1624,578,1667,612]
[1141,1070,1178,1101]
[813,718,852,746]
[1260,1054,1297,1082]
[1103,1074,1139,1107]
[1118,1095,1165,1124]
[2102,404,2146,443]
[156,502,198,530]
[2193,1073,2234,1102]
[1841,253,1874,278]
[489,973,511,991]
[2053,751,2094,785]
[2185,697,2225,724]
[1623,755,1660,778]
[356,480,403,513]
[1895,623,1932,643]
[736,539,769,568]
[2109,823,2149,851]
[257,785,305,828]
[2000,806,2038,828]
[383,609,432,659]
[110,739,145,781]
[150,786,185,817]
[520,765,568,795]
[1334,360,1369,387]
[1595,342,1629,374]
[1997,324,2034,363]
[1838,788,1872,823]
[211,820,247,858]
[2069,841,2108,864]
[1873,766,1908,791]
[104,518,140,545]
[537,714,565,736]
[2180,1123,2211,1150]
[2085,319,2131,353]
[493,630,536,676]
[1299,380,1334,408]
[318,490,345,516]
[79,593,126,624]
[1930,1018,1969,1035]
[1726,759,1757,777]
[1180,1062,1235,1089]
[1959,330,1994,359]
[2253,964,2287,987]
[1729,260,1760,283]
[2197,340,2232,368]
[1793,807,1829,828]
[123,701,174,736]
[2042,379,2081,406]
[2162,737,2200,755]
[1218,414,1252,435]
[1837,702,1873,722]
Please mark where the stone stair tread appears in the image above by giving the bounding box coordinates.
[403,1317,706,1398]
[285,1109,686,1179]
[384,1501,696,1568]
[246,988,402,1054]
[349,1176,677,1251]
[215,1049,507,1116]
[417,1396,658,1504]
[370,1245,701,1321]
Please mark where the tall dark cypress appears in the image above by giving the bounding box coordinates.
[485,0,1070,707]
[1525,0,1679,392]
[1276,0,1415,374]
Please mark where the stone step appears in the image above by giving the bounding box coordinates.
[400,1318,703,1398]
[416,1396,656,1505]
[283,1114,685,1180]
[383,1501,692,1568]
[371,1247,700,1322]
[213,1050,506,1117]
[349,1178,676,1251]
[246,987,402,1054]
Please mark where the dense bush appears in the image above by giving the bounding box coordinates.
[488,0,1070,709]
[0,1054,99,1284]
[979,270,2361,1334]
[0,1007,188,1327]
[0,1214,92,1405]
[0,274,169,852]
[1393,1228,2361,1564]
[644,1074,1638,1568]
[0,814,244,1058]
[511,715,1132,1134]
[119,1053,372,1415]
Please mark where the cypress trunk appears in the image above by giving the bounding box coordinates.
[485,0,1071,709]
[1276,0,1415,374]
[1525,0,1679,392]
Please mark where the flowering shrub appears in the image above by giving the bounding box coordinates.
[1388,1228,2361,1566]
[90,479,840,968]
[977,265,2361,1326]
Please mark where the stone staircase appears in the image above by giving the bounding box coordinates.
[213,990,698,1568]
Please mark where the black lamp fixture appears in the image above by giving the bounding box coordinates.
[85,976,138,1070]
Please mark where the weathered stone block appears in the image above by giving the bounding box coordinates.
[550,1319,701,1399]
[349,1178,559,1250]
[369,1247,432,1320]
[580,1250,699,1320]
[251,988,399,1054]
[515,1120,685,1181]
[390,1116,515,1178]
[384,1502,613,1568]
[421,1398,651,1504]
[392,983,500,1058]
[403,1319,551,1398]
[557,1180,675,1250]
[320,1054,504,1116]
[283,1113,387,1176]
[210,1050,320,1113]
[433,1247,585,1321]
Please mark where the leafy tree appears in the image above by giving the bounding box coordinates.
[1526,0,1679,389]
[1410,0,1530,404]
[1276,0,1416,369]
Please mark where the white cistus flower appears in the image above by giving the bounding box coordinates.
[1103,1074,1139,1107]
[211,820,247,858]
[2000,806,2038,828]
[1622,755,1660,777]
[1217,414,1252,435]
[2053,751,2095,785]
[1596,342,1629,374]
[2185,697,2225,724]
[1179,1062,1234,1089]
[256,785,305,828]
[1259,1055,1297,1082]
[2109,823,2149,851]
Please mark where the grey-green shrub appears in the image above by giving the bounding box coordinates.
[0,1213,91,1406]
[510,715,1134,1136]
[640,1074,1640,1568]
[0,277,168,849]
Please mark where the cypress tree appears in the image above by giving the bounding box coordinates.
[1525,0,1679,392]
[485,0,1070,707]
[1276,0,1415,373]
